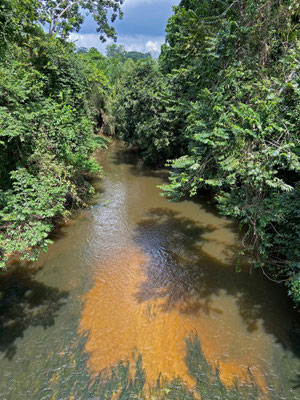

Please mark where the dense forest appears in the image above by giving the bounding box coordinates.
[0,0,299,308]
[0,0,123,266]
[115,0,300,307]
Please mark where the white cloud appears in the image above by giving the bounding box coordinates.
[145,40,159,53]
[69,33,165,57]
[121,0,178,11]
[122,0,156,7]
[69,33,112,53]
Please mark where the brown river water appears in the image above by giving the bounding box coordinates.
[0,142,299,399]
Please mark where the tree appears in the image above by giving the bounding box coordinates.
[124,51,151,62]
[115,58,189,164]
[76,46,89,53]
[106,43,126,59]
[37,0,124,40]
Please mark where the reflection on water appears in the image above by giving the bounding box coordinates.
[0,262,68,360]
[0,142,299,399]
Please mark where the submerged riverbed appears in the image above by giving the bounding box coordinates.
[0,143,299,399]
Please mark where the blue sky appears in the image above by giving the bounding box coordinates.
[69,0,180,57]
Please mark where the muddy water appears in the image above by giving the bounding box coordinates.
[0,142,299,399]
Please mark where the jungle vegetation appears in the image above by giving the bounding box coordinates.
[0,0,299,308]
[114,0,300,306]
[0,0,122,267]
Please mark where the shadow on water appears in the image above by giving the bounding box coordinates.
[132,207,300,357]
[112,146,300,386]
[47,333,260,400]
[289,324,300,390]
[0,262,68,360]
[133,208,221,316]
[184,335,259,400]
[112,147,171,182]
[48,224,69,241]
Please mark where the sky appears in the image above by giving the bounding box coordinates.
[69,0,180,57]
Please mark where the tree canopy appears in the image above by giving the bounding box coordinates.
[38,0,123,39]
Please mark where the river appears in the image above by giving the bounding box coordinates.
[0,142,299,399]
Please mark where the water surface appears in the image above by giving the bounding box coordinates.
[0,142,299,399]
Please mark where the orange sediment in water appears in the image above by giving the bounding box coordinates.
[79,246,270,393]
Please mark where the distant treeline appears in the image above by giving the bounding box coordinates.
[78,44,151,62]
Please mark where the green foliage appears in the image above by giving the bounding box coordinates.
[0,164,69,266]
[124,51,151,62]
[117,0,300,306]
[114,58,189,164]
[0,2,112,266]
[37,0,123,40]
[106,44,151,62]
